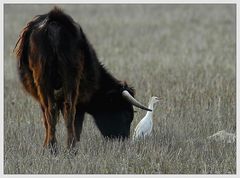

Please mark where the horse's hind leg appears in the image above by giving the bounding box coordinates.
[36,81,59,154]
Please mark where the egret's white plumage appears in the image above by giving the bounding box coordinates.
[133,96,159,140]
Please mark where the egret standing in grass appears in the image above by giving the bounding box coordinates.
[133,96,159,140]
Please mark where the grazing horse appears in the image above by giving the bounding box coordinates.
[14,7,151,152]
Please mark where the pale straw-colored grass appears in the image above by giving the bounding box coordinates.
[4,4,235,174]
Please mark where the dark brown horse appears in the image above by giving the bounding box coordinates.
[14,7,151,152]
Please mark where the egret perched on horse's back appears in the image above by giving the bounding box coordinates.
[133,96,159,141]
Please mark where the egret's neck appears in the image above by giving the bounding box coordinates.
[148,101,154,110]
[146,101,154,117]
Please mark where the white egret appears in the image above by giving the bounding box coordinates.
[133,96,159,140]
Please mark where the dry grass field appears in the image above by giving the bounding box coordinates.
[4,4,236,174]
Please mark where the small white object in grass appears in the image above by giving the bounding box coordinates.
[132,96,159,141]
[207,130,236,143]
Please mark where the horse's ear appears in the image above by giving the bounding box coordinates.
[121,81,135,97]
